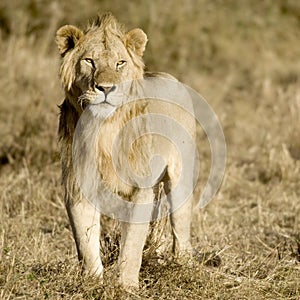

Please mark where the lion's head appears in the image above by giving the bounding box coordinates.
[56,13,147,113]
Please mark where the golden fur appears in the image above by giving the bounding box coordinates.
[57,13,151,201]
[56,13,196,288]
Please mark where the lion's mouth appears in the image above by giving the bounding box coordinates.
[80,88,125,108]
[90,99,116,107]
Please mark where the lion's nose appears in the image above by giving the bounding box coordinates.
[95,85,116,95]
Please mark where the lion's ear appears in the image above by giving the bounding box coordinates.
[56,25,83,57]
[126,28,148,57]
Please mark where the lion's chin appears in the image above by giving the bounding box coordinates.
[88,102,117,119]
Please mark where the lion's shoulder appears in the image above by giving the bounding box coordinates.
[144,71,177,81]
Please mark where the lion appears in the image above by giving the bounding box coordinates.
[56,13,197,288]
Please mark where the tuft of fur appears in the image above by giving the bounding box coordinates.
[86,12,125,37]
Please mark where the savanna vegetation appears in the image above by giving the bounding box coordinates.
[0,0,299,299]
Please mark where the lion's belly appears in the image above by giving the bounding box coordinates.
[147,99,196,184]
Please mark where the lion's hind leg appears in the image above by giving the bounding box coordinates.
[169,192,194,259]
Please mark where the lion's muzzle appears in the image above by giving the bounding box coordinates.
[95,85,116,96]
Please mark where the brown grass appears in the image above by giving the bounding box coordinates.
[1,0,300,299]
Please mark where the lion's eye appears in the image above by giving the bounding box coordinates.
[84,58,95,68]
[116,60,127,69]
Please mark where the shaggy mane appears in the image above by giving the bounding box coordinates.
[86,12,125,38]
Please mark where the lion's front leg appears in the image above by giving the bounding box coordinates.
[118,188,153,288]
[66,197,103,278]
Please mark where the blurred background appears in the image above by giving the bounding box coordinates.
[0,1,299,299]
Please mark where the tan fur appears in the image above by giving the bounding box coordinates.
[56,13,195,288]
[57,13,149,200]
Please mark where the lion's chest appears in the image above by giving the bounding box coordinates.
[96,115,152,198]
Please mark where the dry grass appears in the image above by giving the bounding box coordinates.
[1,0,300,299]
